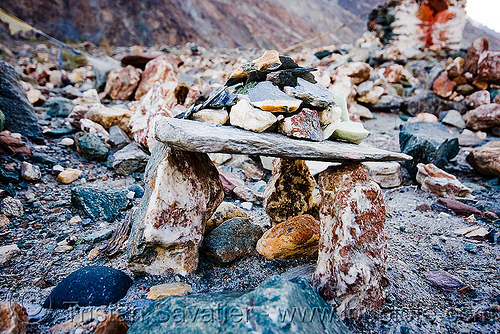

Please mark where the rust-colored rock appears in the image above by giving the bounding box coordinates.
[263,158,316,225]
[278,108,323,141]
[0,132,31,156]
[416,163,473,199]
[312,163,387,319]
[464,103,500,131]
[436,198,481,216]
[104,65,142,100]
[135,55,179,100]
[466,141,500,177]
[464,38,489,74]
[146,282,192,300]
[256,214,320,259]
[433,73,457,98]
[0,302,28,334]
[94,313,128,334]
[127,148,224,276]
[476,51,500,84]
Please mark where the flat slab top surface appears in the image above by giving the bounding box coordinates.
[155,117,412,162]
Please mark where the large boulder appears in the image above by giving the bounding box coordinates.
[0,61,42,140]
[128,276,350,334]
[399,122,459,178]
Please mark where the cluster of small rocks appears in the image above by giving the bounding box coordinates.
[0,29,499,334]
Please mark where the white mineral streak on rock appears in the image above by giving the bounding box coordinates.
[135,55,179,100]
[192,108,229,125]
[229,98,277,133]
[416,163,473,199]
[313,163,387,319]
[133,149,224,275]
[129,81,177,150]
[390,0,466,57]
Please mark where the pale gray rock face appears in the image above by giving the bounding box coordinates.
[127,146,224,276]
[312,164,387,319]
[155,118,411,162]
[284,77,335,108]
[247,81,302,113]
[112,142,150,176]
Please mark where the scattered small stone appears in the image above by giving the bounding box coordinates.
[464,244,478,254]
[454,225,489,240]
[44,97,75,117]
[146,282,193,300]
[363,161,403,188]
[441,109,466,128]
[52,165,65,174]
[54,245,74,253]
[241,202,253,211]
[57,168,82,184]
[108,125,131,150]
[256,214,319,259]
[60,137,74,146]
[50,309,108,334]
[416,203,432,211]
[436,198,481,216]
[0,244,20,267]
[21,161,41,181]
[76,133,109,161]
[204,217,263,263]
[416,163,473,199]
[71,186,129,222]
[424,270,464,291]
[84,228,114,244]
[205,202,248,235]
[1,197,23,217]
[88,248,100,260]
[43,266,133,309]
[111,142,149,176]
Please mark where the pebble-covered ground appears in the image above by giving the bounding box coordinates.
[0,110,498,334]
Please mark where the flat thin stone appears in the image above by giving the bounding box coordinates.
[155,117,411,162]
[248,81,302,113]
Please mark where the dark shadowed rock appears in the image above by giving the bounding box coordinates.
[204,217,262,263]
[399,122,459,178]
[71,186,129,222]
[77,133,109,161]
[0,61,42,140]
[401,91,467,116]
[108,125,131,150]
[43,266,133,309]
[44,97,75,117]
[127,276,350,334]
[112,142,150,175]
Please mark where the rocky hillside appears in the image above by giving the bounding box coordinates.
[2,0,499,50]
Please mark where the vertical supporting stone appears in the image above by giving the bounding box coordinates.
[312,163,387,319]
[127,144,224,276]
[263,158,316,225]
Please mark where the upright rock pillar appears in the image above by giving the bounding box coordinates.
[127,144,224,275]
[312,163,387,319]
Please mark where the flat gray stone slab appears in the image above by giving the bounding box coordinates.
[155,117,411,162]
